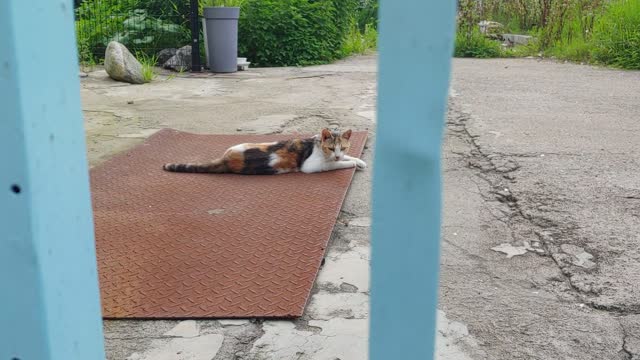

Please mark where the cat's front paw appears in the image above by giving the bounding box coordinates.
[354,159,367,170]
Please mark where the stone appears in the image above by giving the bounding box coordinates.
[249,320,368,359]
[502,34,533,46]
[317,246,370,292]
[348,217,371,227]
[163,320,199,338]
[104,41,145,84]
[306,292,369,320]
[478,20,504,35]
[436,310,477,360]
[218,319,250,326]
[491,243,529,258]
[560,244,596,269]
[164,45,192,72]
[157,48,177,65]
[127,334,224,360]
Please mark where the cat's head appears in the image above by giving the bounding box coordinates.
[320,128,352,161]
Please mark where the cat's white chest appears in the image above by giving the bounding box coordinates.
[300,147,327,173]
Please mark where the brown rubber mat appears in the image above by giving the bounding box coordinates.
[91,129,367,318]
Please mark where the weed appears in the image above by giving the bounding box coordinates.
[548,37,592,62]
[136,52,158,83]
[454,28,503,58]
[341,19,377,56]
[455,0,639,69]
[590,0,640,69]
[503,38,540,57]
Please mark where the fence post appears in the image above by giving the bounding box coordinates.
[0,0,106,359]
[370,0,456,359]
[190,0,202,72]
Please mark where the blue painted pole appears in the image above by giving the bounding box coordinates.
[0,1,106,359]
[370,0,456,359]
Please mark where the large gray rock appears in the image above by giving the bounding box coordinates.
[104,41,145,84]
[478,20,504,35]
[157,48,177,65]
[503,33,533,46]
[163,45,192,72]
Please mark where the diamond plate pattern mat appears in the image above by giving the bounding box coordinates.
[91,129,367,318]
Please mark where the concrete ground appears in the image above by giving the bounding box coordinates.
[443,59,640,360]
[82,56,640,359]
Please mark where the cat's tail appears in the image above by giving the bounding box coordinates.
[163,159,228,173]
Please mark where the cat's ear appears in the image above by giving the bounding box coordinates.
[321,128,332,141]
[341,129,352,140]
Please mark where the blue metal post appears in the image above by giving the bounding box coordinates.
[0,1,106,359]
[370,0,456,359]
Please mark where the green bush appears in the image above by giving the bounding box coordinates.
[75,0,128,62]
[77,0,364,67]
[356,0,378,31]
[590,0,640,69]
[76,0,190,63]
[453,0,640,69]
[238,0,357,67]
[454,29,503,58]
[455,0,503,58]
[341,19,377,56]
[141,0,190,20]
[332,0,358,43]
[111,10,190,51]
[77,31,95,64]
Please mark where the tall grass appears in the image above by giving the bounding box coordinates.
[455,0,503,58]
[590,0,640,69]
[544,1,593,61]
[544,0,640,69]
[341,20,377,56]
[456,0,640,69]
[454,29,503,58]
[477,0,541,33]
[136,52,158,83]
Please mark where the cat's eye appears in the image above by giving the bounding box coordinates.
[328,147,335,151]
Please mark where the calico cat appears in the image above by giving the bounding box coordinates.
[163,129,367,175]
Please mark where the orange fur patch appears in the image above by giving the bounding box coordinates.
[245,143,273,152]
[273,148,299,171]
[224,150,245,173]
[321,144,333,157]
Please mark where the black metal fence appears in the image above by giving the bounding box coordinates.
[75,0,201,71]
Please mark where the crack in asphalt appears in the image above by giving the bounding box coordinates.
[446,101,640,316]
[619,319,634,360]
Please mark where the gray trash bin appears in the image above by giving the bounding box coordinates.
[203,7,239,73]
